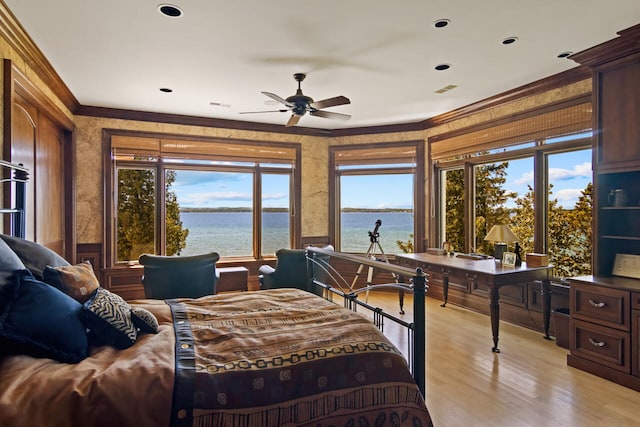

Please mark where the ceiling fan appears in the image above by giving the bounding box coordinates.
[240,73,351,127]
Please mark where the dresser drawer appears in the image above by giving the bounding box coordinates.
[632,292,640,310]
[571,283,630,330]
[571,319,631,373]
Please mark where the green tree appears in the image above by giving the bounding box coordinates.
[444,169,465,252]
[511,182,592,277]
[511,185,535,254]
[165,170,189,256]
[117,169,188,261]
[475,161,517,254]
[547,183,592,277]
[396,233,414,253]
[443,162,514,254]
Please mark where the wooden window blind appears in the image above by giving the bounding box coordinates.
[111,135,297,163]
[333,144,418,166]
[430,100,592,161]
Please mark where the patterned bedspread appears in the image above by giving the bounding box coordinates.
[167,289,432,427]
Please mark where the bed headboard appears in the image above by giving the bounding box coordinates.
[0,160,29,238]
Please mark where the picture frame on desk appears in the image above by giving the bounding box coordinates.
[612,253,640,279]
[502,251,517,267]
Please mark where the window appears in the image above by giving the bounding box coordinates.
[168,169,254,258]
[261,173,291,256]
[106,133,300,265]
[474,157,533,255]
[546,149,592,277]
[330,142,424,254]
[432,98,593,277]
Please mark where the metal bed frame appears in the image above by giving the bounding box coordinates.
[0,160,29,238]
[305,245,427,396]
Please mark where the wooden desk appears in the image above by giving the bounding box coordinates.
[396,253,553,352]
[216,266,249,293]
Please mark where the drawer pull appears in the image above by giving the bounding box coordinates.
[588,299,606,308]
[588,338,605,347]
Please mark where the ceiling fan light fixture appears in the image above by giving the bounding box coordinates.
[502,36,518,45]
[157,4,183,18]
[433,19,450,28]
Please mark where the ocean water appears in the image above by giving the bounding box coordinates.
[179,211,413,257]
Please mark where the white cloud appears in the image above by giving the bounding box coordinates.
[514,171,534,186]
[181,191,252,205]
[549,162,592,181]
[555,188,584,208]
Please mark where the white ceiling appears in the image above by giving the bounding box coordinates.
[5,1,640,130]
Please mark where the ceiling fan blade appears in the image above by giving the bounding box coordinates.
[239,109,288,114]
[310,110,351,121]
[309,95,350,109]
[262,91,293,107]
[286,114,302,127]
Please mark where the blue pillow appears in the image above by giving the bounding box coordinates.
[0,237,25,291]
[0,234,70,280]
[0,270,88,363]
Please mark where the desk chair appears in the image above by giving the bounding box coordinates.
[139,252,220,299]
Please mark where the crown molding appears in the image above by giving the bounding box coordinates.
[0,1,78,112]
[76,105,333,137]
[570,23,640,67]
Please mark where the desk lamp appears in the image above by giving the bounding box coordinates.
[484,224,519,261]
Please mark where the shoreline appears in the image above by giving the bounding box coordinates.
[181,208,413,213]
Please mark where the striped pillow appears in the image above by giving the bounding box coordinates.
[81,288,137,349]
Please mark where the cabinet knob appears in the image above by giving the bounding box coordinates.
[588,338,605,347]
[588,299,606,308]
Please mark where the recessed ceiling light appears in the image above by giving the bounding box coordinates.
[210,102,231,108]
[434,64,451,71]
[158,4,183,18]
[433,19,450,28]
[159,88,173,93]
[557,51,573,58]
[502,36,518,45]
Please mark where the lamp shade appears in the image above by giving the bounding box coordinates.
[484,224,519,243]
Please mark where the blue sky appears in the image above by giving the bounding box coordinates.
[505,149,592,209]
[170,148,591,210]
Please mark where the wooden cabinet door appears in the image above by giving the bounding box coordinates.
[596,56,640,170]
[11,90,66,254]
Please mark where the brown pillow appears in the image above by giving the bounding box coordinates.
[43,261,100,303]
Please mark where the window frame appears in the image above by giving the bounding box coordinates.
[104,130,301,267]
[329,140,425,253]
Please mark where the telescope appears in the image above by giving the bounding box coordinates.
[368,219,382,243]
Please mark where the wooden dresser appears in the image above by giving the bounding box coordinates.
[567,276,640,391]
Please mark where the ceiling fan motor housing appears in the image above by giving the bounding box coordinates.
[286,92,314,115]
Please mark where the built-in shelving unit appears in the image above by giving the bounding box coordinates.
[0,160,29,238]
[567,23,640,391]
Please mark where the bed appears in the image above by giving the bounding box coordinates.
[0,160,432,427]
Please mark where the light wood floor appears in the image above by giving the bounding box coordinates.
[357,291,640,427]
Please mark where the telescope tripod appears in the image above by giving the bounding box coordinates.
[351,222,403,313]
[350,237,391,290]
